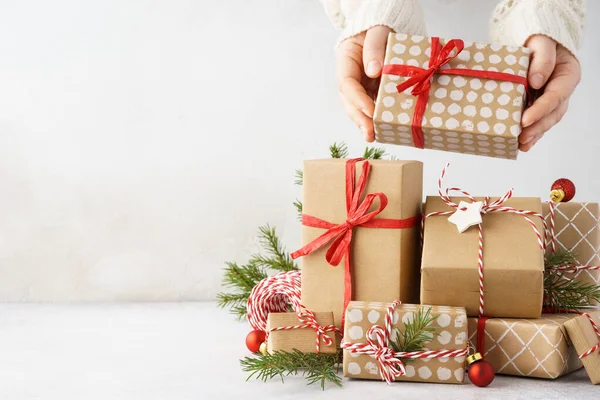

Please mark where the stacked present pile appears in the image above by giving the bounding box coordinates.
[235,33,600,389]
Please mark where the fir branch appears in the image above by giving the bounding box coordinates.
[390,307,438,355]
[329,142,349,159]
[293,199,303,220]
[217,225,298,319]
[294,169,303,186]
[363,146,386,160]
[249,225,297,273]
[544,249,600,311]
[240,349,342,390]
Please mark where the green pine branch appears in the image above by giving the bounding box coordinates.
[544,249,600,311]
[240,349,342,390]
[363,146,387,160]
[294,199,303,220]
[217,225,298,319]
[294,169,303,186]
[329,142,349,158]
[391,307,438,355]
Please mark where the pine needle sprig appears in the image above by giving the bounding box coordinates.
[294,169,303,186]
[544,249,600,311]
[217,225,298,319]
[329,142,349,158]
[363,146,387,160]
[293,199,303,220]
[390,307,438,354]
[240,349,342,390]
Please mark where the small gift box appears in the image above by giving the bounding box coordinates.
[564,311,600,384]
[374,33,530,160]
[468,315,583,379]
[342,301,468,384]
[543,201,600,303]
[292,159,423,327]
[265,311,338,354]
[420,165,545,318]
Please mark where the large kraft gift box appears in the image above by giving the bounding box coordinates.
[542,202,600,296]
[374,33,530,160]
[343,301,468,384]
[266,312,337,354]
[564,311,600,384]
[467,315,583,379]
[299,159,423,328]
[421,196,544,318]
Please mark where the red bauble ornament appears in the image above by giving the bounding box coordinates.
[246,330,266,353]
[467,353,495,387]
[550,178,576,203]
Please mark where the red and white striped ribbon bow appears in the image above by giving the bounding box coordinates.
[545,201,600,273]
[423,163,547,317]
[341,300,468,384]
[577,311,600,359]
[266,306,341,353]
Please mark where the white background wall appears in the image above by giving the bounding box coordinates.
[0,0,598,301]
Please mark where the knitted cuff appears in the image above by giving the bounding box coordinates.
[338,0,427,44]
[490,0,585,59]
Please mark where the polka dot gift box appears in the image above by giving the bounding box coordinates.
[342,301,468,384]
[373,33,530,160]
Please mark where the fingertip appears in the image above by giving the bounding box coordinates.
[365,60,381,78]
[529,73,545,90]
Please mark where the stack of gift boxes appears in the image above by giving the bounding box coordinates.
[259,33,600,385]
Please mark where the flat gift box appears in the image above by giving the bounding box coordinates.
[343,301,468,384]
[266,312,337,354]
[468,315,583,379]
[374,33,530,160]
[299,159,423,327]
[564,311,600,384]
[421,196,544,318]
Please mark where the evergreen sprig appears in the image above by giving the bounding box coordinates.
[363,146,386,160]
[544,249,600,311]
[217,225,298,320]
[390,307,438,355]
[240,349,342,390]
[329,142,349,158]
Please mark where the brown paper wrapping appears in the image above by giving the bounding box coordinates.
[343,301,468,383]
[421,196,544,318]
[543,202,600,304]
[468,315,583,379]
[564,311,600,384]
[300,159,423,327]
[266,312,337,354]
[374,33,530,160]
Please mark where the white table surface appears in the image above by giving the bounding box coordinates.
[0,302,596,399]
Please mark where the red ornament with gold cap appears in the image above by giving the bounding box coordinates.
[550,178,576,203]
[467,352,495,387]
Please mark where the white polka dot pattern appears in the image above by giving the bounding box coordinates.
[343,301,468,383]
[373,34,529,160]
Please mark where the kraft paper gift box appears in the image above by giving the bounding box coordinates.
[374,33,530,160]
[265,312,337,354]
[564,311,600,384]
[467,315,583,379]
[543,202,600,300]
[421,196,545,318]
[294,159,423,328]
[342,301,468,384]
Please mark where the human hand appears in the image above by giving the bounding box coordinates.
[520,35,581,152]
[336,26,392,143]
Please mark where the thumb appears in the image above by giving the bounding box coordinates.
[363,26,392,78]
[526,35,557,90]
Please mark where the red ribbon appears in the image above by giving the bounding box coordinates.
[290,159,419,326]
[382,37,529,149]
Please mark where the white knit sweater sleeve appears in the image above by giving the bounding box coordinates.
[318,0,426,42]
[490,0,585,57]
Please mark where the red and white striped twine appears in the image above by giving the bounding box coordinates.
[341,300,468,384]
[247,270,302,332]
[576,311,600,359]
[423,163,547,318]
[265,307,341,353]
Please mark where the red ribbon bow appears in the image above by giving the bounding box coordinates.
[290,159,418,326]
[382,37,528,150]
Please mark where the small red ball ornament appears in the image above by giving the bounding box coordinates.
[550,178,576,203]
[467,352,495,387]
[246,330,266,353]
